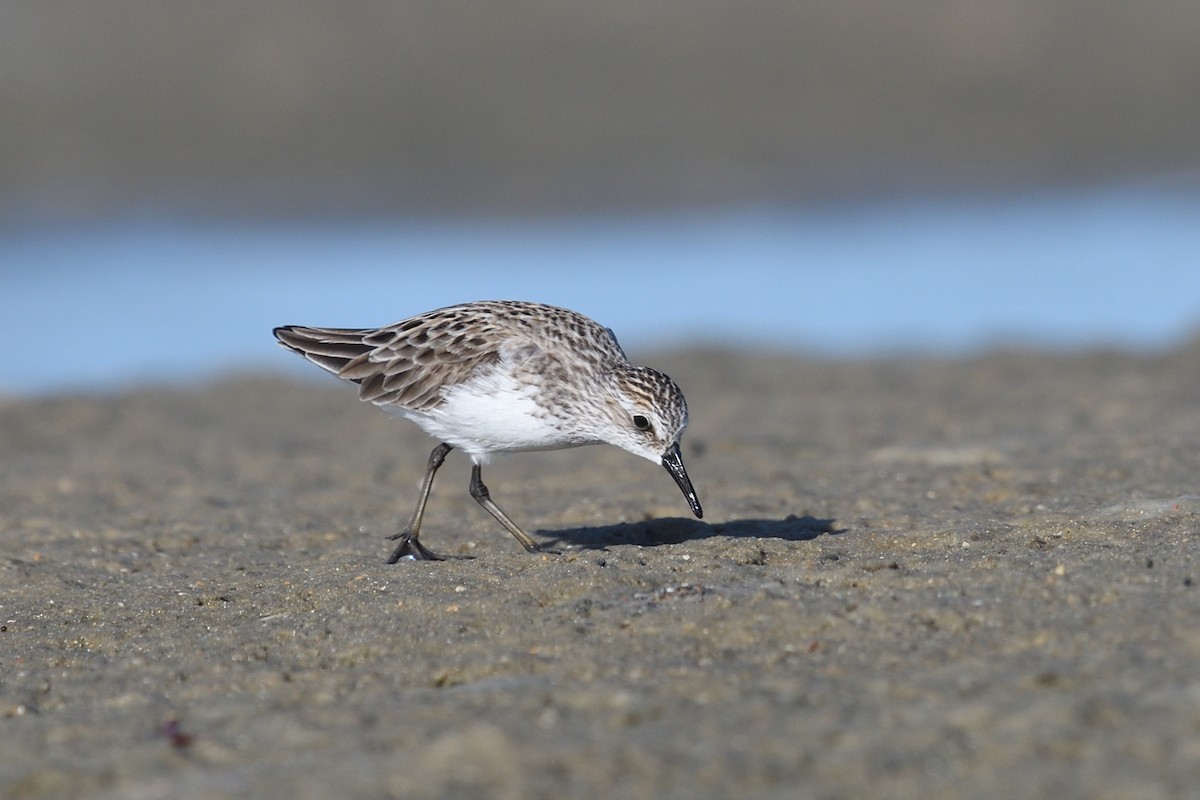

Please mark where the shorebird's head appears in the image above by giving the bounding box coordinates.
[606,367,703,519]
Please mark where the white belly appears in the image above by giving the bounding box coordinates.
[390,369,596,463]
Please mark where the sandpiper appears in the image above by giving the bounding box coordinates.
[274,301,702,561]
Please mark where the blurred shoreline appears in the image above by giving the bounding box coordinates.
[4,4,1197,397]
[3,183,1199,395]
[3,2,1199,221]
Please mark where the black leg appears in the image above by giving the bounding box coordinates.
[386,442,460,562]
[468,464,548,554]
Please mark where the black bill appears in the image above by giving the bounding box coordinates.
[661,443,703,519]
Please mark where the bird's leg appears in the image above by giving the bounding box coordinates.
[468,464,547,554]
[387,442,462,562]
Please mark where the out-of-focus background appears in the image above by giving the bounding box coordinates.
[2,1,1199,393]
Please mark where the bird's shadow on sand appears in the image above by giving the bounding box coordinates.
[541,514,845,551]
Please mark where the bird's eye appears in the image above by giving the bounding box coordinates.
[632,414,652,432]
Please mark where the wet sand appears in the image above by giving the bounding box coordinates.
[2,346,1199,798]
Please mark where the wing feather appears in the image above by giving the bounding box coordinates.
[273,301,629,412]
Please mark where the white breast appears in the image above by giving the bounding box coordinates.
[391,367,597,463]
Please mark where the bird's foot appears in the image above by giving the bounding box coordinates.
[385,532,471,563]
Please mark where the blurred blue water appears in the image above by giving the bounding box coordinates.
[2,184,1198,394]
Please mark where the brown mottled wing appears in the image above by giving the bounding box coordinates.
[274,313,504,411]
[275,301,627,411]
[466,300,629,365]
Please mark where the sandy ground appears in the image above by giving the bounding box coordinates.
[2,346,1199,799]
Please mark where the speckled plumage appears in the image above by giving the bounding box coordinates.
[274,301,702,562]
